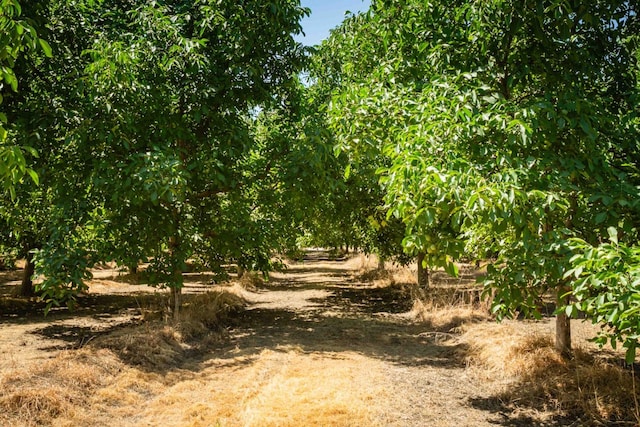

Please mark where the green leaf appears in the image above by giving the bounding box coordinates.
[38,39,53,57]
[444,260,459,277]
[27,169,39,185]
[625,345,636,365]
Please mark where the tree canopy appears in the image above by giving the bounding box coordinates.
[2,0,313,312]
[0,0,49,196]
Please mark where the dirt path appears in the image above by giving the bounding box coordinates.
[1,251,509,426]
[119,251,501,426]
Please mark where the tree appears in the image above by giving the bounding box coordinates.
[0,0,49,196]
[1,1,113,304]
[324,0,640,357]
[40,0,310,314]
[0,188,51,296]
[0,0,312,314]
[567,228,640,363]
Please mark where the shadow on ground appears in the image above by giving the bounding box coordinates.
[0,291,164,320]
[32,320,142,351]
[219,306,467,370]
[468,397,583,427]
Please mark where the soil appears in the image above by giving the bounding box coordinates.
[0,250,619,426]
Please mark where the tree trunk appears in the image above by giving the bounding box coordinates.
[168,234,183,318]
[417,252,429,289]
[170,286,182,317]
[19,251,36,297]
[377,254,386,271]
[129,264,138,275]
[555,194,576,358]
[555,286,572,358]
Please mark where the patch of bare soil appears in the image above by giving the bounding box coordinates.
[1,251,638,426]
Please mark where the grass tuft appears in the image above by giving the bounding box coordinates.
[237,271,266,290]
[409,298,489,332]
[462,322,640,424]
[95,290,245,370]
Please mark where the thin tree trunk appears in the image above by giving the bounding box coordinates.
[171,286,182,317]
[555,286,572,357]
[236,265,246,278]
[171,136,190,318]
[555,193,576,358]
[168,234,183,318]
[20,251,36,297]
[377,254,386,271]
[417,252,429,289]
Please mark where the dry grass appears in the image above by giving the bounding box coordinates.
[408,299,489,332]
[353,254,640,424]
[349,253,415,289]
[0,289,246,426]
[236,271,265,290]
[179,289,246,333]
[94,322,190,370]
[354,255,490,332]
[461,322,640,424]
[125,349,384,427]
[346,252,379,272]
[229,350,382,427]
[6,349,384,427]
[0,349,122,427]
[94,290,245,370]
[6,250,640,426]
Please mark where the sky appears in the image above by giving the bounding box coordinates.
[296,0,372,47]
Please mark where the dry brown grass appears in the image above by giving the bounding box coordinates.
[352,254,640,424]
[179,289,246,332]
[236,271,265,290]
[226,350,383,427]
[94,322,190,370]
[0,349,122,427]
[408,299,489,333]
[350,253,415,289]
[346,252,378,271]
[356,256,491,332]
[7,251,640,426]
[0,289,246,426]
[94,290,245,370]
[6,349,384,427]
[461,322,640,424]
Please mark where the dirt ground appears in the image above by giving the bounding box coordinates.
[0,251,636,426]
